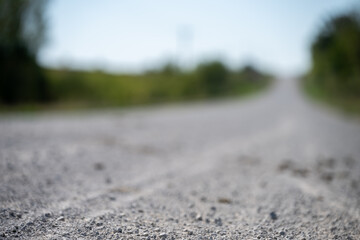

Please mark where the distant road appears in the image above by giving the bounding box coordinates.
[1,79,359,239]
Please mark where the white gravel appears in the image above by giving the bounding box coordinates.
[0,79,360,239]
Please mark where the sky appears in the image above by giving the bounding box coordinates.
[39,0,359,76]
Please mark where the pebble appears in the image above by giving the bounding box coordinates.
[218,197,232,204]
[94,162,105,171]
[214,218,222,226]
[270,212,278,220]
[159,232,167,238]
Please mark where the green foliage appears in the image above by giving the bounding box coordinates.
[308,10,360,97]
[229,65,272,95]
[0,0,271,109]
[196,61,229,96]
[42,61,272,109]
[304,9,360,114]
[0,0,50,104]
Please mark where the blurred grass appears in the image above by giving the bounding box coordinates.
[0,64,272,112]
[303,76,360,115]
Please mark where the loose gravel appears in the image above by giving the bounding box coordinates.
[1,79,360,239]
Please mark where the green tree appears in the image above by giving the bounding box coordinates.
[310,10,360,96]
[197,61,229,96]
[0,0,50,104]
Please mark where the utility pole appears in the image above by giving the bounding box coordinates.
[177,25,193,70]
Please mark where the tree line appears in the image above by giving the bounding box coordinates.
[0,0,271,108]
[306,9,360,100]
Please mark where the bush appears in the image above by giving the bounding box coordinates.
[197,61,229,96]
[309,11,360,97]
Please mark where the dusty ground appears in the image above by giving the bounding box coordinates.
[0,79,360,239]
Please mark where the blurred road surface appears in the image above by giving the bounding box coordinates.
[1,79,360,239]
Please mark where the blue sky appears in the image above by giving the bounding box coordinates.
[39,0,359,76]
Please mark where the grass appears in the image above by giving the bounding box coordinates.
[302,77,360,116]
[0,67,273,113]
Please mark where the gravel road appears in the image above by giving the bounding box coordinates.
[1,79,360,239]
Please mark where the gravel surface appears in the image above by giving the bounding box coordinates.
[1,79,360,239]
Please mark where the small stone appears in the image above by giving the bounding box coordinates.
[218,197,232,204]
[280,231,285,236]
[154,228,160,232]
[292,168,309,177]
[278,160,293,172]
[44,213,52,218]
[190,212,197,219]
[159,232,167,238]
[94,162,105,171]
[196,213,202,221]
[200,196,207,202]
[321,172,333,182]
[57,216,65,221]
[270,212,278,220]
[105,177,112,184]
[214,218,222,226]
